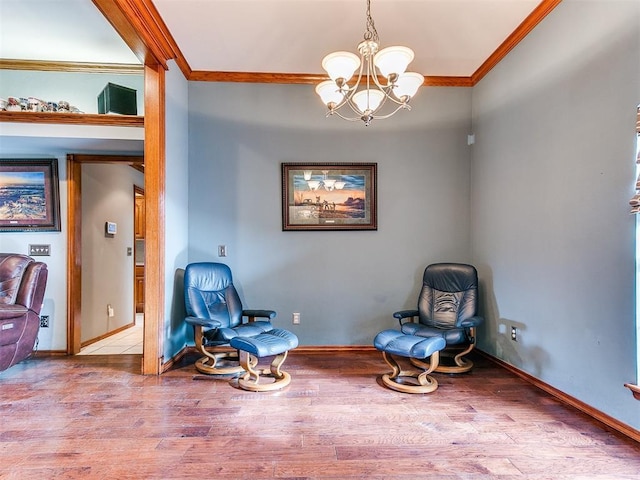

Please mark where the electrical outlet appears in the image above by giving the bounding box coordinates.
[292,312,300,324]
[107,305,115,317]
[40,315,50,328]
[511,326,517,341]
[218,245,227,257]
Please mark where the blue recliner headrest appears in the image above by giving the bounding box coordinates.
[419,263,478,328]
[185,262,233,293]
[423,263,477,293]
[184,262,243,328]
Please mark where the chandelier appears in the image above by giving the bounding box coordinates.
[315,0,424,126]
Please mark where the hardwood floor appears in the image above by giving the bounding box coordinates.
[0,350,638,479]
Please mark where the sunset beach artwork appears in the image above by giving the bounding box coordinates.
[282,163,377,231]
[0,160,60,231]
[0,171,47,220]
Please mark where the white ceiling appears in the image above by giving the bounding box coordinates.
[0,0,140,64]
[0,0,545,78]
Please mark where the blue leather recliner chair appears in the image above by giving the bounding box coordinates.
[373,262,484,393]
[395,262,484,374]
[184,262,275,375]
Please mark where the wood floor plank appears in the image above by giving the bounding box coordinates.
[0,350,638,479]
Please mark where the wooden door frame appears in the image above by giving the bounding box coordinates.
[133,185,145,315]
[67,154,145,356]
[142,63,165,374]
[86,0,168,374]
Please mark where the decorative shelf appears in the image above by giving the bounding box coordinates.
[0,110,143,127]
[625,383,640,401]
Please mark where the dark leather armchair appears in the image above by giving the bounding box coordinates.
[184,262,274,375]
[396,263,483,373]
[0,254,48,372]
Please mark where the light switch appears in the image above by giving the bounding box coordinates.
[29,244,51,256]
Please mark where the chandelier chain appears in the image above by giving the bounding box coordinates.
[364,0,379,43]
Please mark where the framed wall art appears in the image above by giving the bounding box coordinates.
[0,159,61,232]
[282,162,377,231]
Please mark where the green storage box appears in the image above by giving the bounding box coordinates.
[98,83,137,115]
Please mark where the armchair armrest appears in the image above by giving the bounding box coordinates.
[393,309,419,326]
[243,309,276,322]
[459,315,484,328]
[0,305,29,321]
[185,316,222,329]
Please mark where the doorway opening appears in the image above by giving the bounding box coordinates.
[67,154,144,356]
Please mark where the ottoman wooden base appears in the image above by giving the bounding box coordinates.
[374,329,446,394]
[230,328,298,392]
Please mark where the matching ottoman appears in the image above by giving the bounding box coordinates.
[374,329,446,394]
[230,328,299,392]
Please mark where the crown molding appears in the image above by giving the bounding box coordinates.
[472,0,563,84]
[188,71,328,84]
[188,70,474,88]
[425,76,474,87]
[91,0,183,69]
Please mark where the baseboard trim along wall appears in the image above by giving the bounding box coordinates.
[31,350,67,357]
[477,351,640,443]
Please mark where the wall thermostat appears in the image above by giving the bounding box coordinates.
[105,222,117,236]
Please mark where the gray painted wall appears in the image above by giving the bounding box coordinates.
[471,0,640,429]
[81,163,143,342]
[0,153,68,351]
[187,81,473,345]
[0,143,143,351]
[163,61,190,360]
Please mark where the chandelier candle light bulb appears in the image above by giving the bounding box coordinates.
[316,0,424,126]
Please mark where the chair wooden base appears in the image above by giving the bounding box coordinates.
[411,343,475,374]
[234,350,291,392]
[192,325,251,376]
[194,352,245,376]
[380,351,440,394]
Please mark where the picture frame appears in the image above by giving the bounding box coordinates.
[282,162,377,231]
[0,159,61,232]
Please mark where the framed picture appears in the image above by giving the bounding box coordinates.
[0,159,61,232]
[282,162,377,231]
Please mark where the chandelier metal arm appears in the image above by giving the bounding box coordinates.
[370,102,411,120]
[367,74,407,107]
[334,59,368,110]
[326,99,409,123]
[325,110,362,122]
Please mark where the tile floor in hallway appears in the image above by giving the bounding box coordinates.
[76,314,143,355]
